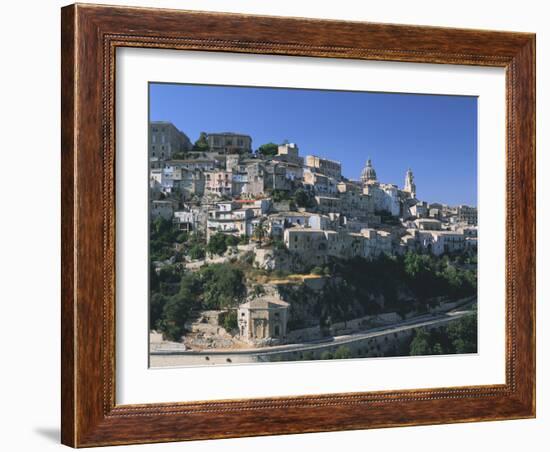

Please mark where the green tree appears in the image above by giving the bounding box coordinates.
[150,216,181,261]
[257,142,279,157]
[206,233,228,256]
[271,189,290,202]
[149,292,168,330]
[159,273,201,341]
[171,151,187,160]
[225,235,239,247]
[410,328,433,356]
[253,220,268,247]
[293,188,314,208]
[189,244,205,260]
[150,263,160,294]
[193,132,209,152]
[176,232,188,243]
[200,264,246,309]
[251,284,265,298]
[448,311,477,353]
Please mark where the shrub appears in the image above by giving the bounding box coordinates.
[206,233,228,256]
[225,235,239,247]
[333,346,353,360]
[220,310,238,332]
[311,266,324,275]
[189,244,205,260]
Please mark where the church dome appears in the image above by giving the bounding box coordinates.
[361,159,377,183]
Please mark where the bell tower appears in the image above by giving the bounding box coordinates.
[404,168,416,198]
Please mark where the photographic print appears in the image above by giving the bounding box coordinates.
[148,83,478,368]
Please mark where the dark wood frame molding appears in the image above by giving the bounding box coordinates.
[61,3,536,447]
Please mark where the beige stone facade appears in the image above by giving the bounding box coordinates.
[238,295,290,343]
[305,155,342,179]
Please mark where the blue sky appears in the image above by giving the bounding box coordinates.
[150,83,477,206]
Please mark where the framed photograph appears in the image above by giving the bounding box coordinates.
[61,3,536,447]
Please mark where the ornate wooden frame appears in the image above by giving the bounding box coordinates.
[61,3,536,447]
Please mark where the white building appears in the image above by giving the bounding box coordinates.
[238,296,289,343]
[418,231,466,255]
[303,169,338,195]
[363,183,401,216]
[207,201,255,237]
[173,211,196,232]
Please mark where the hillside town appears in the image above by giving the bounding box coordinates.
[149,121,478,364]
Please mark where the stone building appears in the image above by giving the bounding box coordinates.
[457,205,478,225]
[150,168,174,194]
[418,230,466,255]
[206,132,252,154]
[207,201,255,238]
[264,163,291,192]
[360,228,393,258]
[173,211,196,232]
[315,196,341,214]
[173,169,205,200]
[415,218,442,231]
[151,200,175,220]
[238,295,290,343]
[403,168,417,198]
[409,201,428,218]
[338,190,374,219]
[167,158,218,172]
[149,121,192,162]
[244,162,266,196]
[303,169,338,195]
[204,170,233,197]
[284,228,329,265]
[305,155,342,179]
[283,226,393,265]
[359,159,401,216]
[273,142,304,166]
[363,183,401,217]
